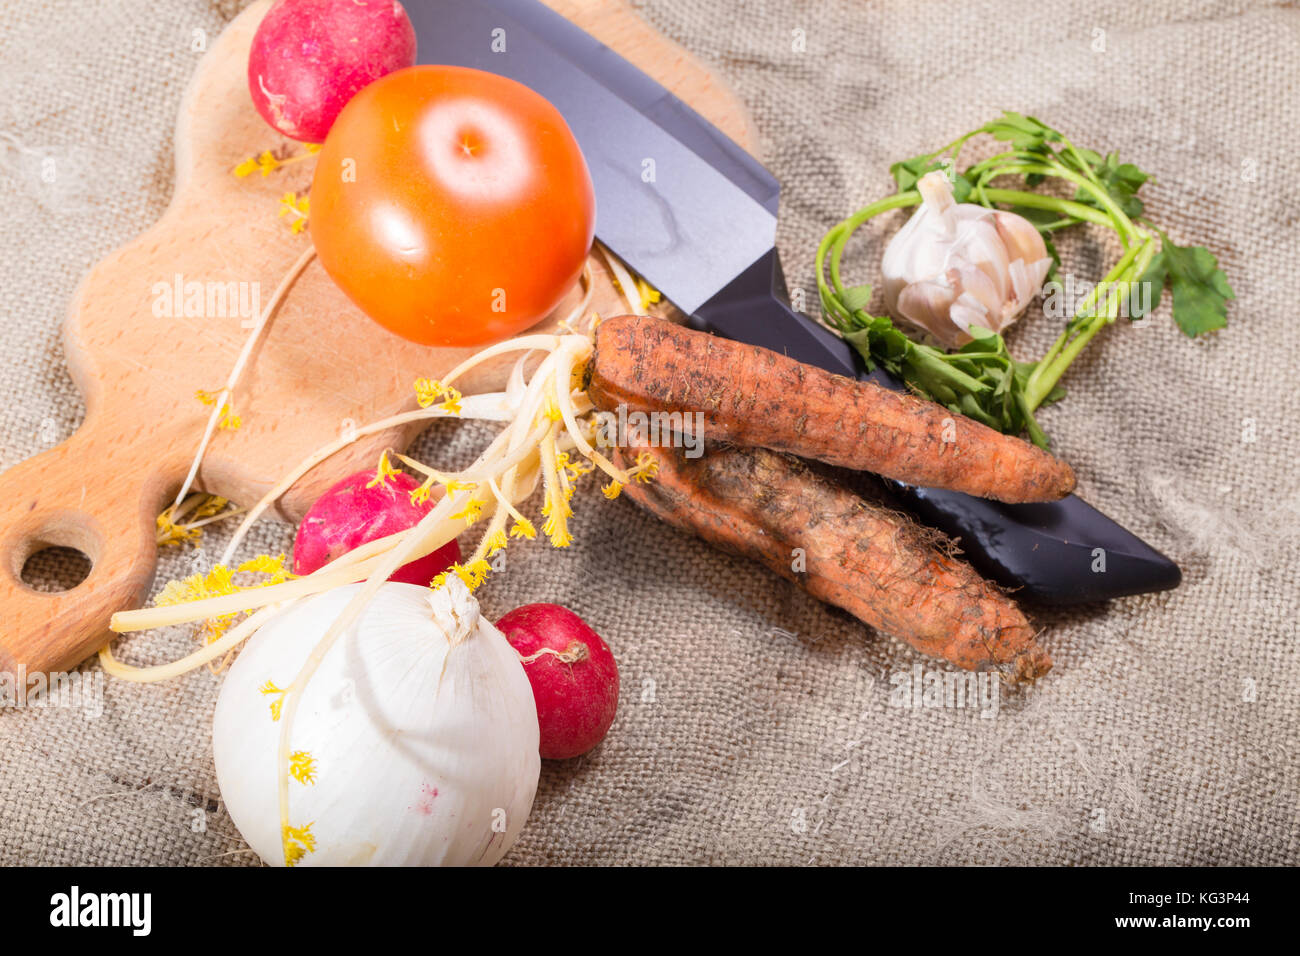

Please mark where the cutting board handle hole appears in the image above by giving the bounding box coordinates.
[20,545,93,594]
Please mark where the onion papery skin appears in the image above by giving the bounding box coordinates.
[213,581,540,866]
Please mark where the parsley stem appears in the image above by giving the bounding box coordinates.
[815,190,921,329]
[977,161,1139,243]
[1026,318,1107,410]
[1039,158,1143,245]
[972,153,1149,247]
[1055,131,1109,195]
[938,351,1004,362]
[1024,236,1158,408]
[1028,248,1139,391]
[829,195,920,293]
[927,130,982,168]
[979,188,1114,229]
[963,151,1028,181]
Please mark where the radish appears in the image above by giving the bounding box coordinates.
[495,604,619,760]
[293,469,460,586]
[247,0,417,143]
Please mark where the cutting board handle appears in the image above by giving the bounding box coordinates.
[0,411,184,679]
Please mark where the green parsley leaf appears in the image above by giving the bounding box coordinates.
[1138,234,1234,337]
[1073,150,1150,219]
[889,154,935,193]
[890,158,974,201]
[949,172,974,203]
[981,112,1062,155]
[837,283,874,314]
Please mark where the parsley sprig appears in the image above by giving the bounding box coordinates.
[816,112,1233,447]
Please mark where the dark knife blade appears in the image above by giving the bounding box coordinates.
[410,0,1181,603]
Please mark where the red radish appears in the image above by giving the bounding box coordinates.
[496,605,619,761]
[247,0,417,143]
[293,469,460,586]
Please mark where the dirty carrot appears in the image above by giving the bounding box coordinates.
[615,435,1052,682]
[587,315,1075,504]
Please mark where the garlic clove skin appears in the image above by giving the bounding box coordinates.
[951,263,1003,329]
[993,210,1050,272]
[961,219,1013,306]
[1011,254,1054,316]
[894,277,958,342]
[881,202,947,317]
[880,171,1052,347]
[213,579,540,867]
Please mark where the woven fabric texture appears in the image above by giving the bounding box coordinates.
[0,0,1296,865]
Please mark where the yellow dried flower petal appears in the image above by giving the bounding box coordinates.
[413,378,440,407]
[413,378,463,414]
[563,459,595,483]
[237,554,280,575]
[156,495,233,548]
[237,553,295,585]
[232,144,320,180]
[155,554,297,648]
[283,822,316,866]
[289,751,317,786]
[484,529,508,555]
[260,681,289,722]
[632,452,660,482]
[366,450,401,488]
[217,404,242,430]
[611,270,662,311]
[193,495,230,520]
[257,150,279,176]
[197,390,241,429]
[277,191,310,232]
[636,277,662,310]
[452,498,483,525]
[156,509,200,547]
[454,558,492,590]
[542,512,573,548]
[409,481,433,506]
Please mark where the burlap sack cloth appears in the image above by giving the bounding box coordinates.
[1,0,1296,865]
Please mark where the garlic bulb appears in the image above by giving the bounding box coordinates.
[213,578,540,867]
[881,171,1051,347]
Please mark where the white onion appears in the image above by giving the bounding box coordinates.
[213,579,540,866]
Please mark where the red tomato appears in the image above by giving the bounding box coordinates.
[310,65,595,347]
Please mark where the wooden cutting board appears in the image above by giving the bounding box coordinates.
[0,0,758,679]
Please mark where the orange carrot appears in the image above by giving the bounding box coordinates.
[616,436,1051,681]
[589,315,1075,504]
